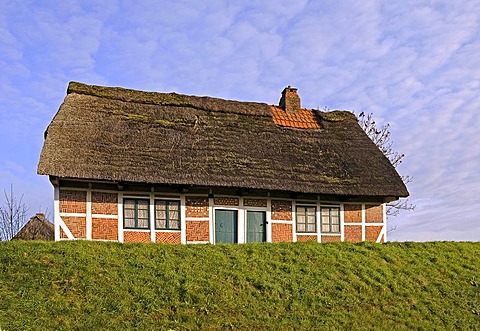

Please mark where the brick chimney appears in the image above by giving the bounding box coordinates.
[279,86,301,113]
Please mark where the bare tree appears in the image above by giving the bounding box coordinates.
[0,185,29,241]
[357,112,415,217]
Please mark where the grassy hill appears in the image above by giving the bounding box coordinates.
[0,241,478,330]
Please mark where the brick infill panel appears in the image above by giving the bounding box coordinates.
[321,235,341,243]
[156,231,181,244]
[344,204,362,223]
[92,192,118,215]
[186,220,210,242]
[214,197,239,206]
[344,225,362,242]
[272,223,293,242]
[296,235,317,242]
[186,197,209,218]
[60,190,87,214]
[92,218,118,241]
[271,200,292,221]
[123,231,151,243]
[243,198,267,208]
[62,216,86,239]
[365,204,383,223]
[365,226,383,242]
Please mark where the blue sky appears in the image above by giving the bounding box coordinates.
[1,1,479,241]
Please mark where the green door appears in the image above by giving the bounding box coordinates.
[215,210,238,244]
[247,211,266,243]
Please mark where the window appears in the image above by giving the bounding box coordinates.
[124,198,149,229]
[155,200,180,230]
[296,206,316,233]
[321,207,340,233]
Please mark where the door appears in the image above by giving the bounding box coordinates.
[215,210,238,244]
[247,211,266,243]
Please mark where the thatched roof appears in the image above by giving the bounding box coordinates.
[12,214,54,241]
[38,82,408,199]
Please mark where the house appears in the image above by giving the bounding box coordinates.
[37,82,408,244]
[11,213,54,241]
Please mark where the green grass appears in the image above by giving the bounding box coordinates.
[0,241,478,330]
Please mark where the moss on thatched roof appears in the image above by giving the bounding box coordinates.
[38,82,408,198]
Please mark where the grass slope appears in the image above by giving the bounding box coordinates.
[0,241,478,330]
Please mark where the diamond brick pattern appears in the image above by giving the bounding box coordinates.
[123,231,151,243]
[156,231,181,244]
[321,235,341,242]
[296,235,317,242]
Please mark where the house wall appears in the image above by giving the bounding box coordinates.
[54,186,386,244]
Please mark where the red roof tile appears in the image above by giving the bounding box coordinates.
[270,106,322,129]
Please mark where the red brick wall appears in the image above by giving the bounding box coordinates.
[365,226,383,242]
[214,197,239,206]
[62,216,86,239]
[92,192,117,215]
[321,235,341,243]
[92,218,118,240]
[296,235,317,242]
[186,197,209,218]
[60,190,86,213]
[272,223,293,242]
[156,232,181,244]
[243,198,267,208]
[124,231,151,243]
[271,200,292,220]
[344,204,362,223]
[344,225,362,242]
[186,221,210,242]
[365,204,383,223]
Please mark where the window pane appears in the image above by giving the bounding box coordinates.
[169,202,179,211]
[297,215,305,226]
[331,224,340,233]
[156,219,167,229]
[321,214,330,225]
[307,223,316,232]
[297,223,306,232]
[169,220,180,230]
[169,210,179,221]
[331,215,339,226]
[138,217,149,229]
[124,217,135,228]
[297,207,306,217]
[322,224,330,232]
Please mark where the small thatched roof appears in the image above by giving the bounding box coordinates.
[12,213,54,241]
[38,82,408,199]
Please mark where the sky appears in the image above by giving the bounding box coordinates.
[0,0,479,242]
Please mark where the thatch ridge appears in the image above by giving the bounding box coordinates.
[38,82,409,198]
[67,81,271,117]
